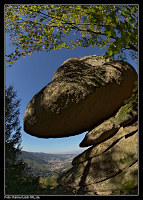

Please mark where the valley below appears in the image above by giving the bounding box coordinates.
[19,151,77,178]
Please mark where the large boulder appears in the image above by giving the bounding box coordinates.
[24,55,137,138]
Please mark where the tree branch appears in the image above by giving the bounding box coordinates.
[129,44,138,51]
[123,44,138,52]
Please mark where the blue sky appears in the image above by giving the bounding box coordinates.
[5,32,138,154]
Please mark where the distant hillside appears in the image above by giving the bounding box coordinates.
[19,151,77,178]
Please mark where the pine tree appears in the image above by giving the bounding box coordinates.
[5,85,26,194]
[5,86,45,194]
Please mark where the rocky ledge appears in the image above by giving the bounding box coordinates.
[56,101,138,195]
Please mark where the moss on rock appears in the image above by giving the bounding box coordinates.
[121,179,136,192]
[119,153,136,166]
[115,100,137,125]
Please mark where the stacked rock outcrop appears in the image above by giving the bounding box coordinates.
[80,98,137,147]
[24,55,138,195]
[56,103,138,195]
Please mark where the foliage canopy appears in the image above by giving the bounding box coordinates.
[5,5,138,64]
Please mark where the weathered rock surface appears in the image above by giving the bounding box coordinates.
[24,55,137,138]
[80,100,138,147]
[55,99,138,195]
[57,119,138,195]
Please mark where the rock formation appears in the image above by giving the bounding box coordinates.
[80,98,137,147]
[56,101,138,195]
[24,55,138,195]
[24,55,137,138]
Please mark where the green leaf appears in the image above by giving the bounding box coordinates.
[5,5,138,64]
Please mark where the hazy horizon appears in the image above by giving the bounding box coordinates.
[21,148,88,155]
